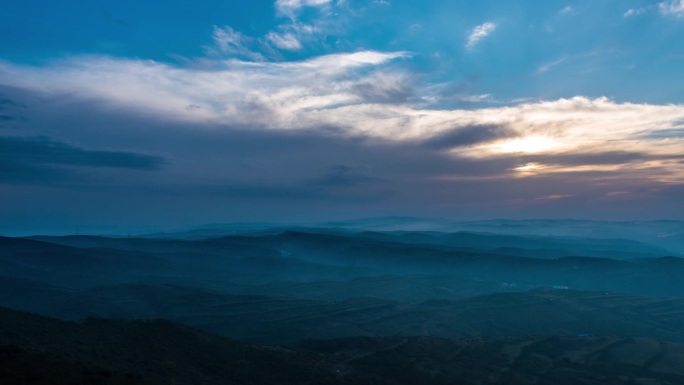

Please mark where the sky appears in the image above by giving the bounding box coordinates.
[1,0,684,234]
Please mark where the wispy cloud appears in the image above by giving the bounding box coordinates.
[266,32,302,51]
[466,22,497,50]
[0,51,410,127]
[536,56,569,74]
[625,1,684,19]
[206,24,314,58]
[559,6,575,15]
[535,194,574,201]
[207,26,265,61]
[624,8,647,18]
[659,0,684,18]
[204,0,342,58]
[275,0,332,17]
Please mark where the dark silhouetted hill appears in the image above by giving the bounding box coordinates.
[2,307,684,385]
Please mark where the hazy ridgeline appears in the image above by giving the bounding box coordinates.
[2,217,684,384]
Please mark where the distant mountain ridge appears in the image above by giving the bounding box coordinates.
[133,216,684,253]
[4,230,684,300]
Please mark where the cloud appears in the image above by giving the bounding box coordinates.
[0,136,164,183]
[0,51,410,128]
[624,8,647,17]
[625,1,684,18]
[275,0,332,17]
[349,72,413,104]
[466,22,497,50]
[2,100,682,221]
[523,151,684,167]
[536,194,573,201]
[208,26,265,61]
[559,6,575,15]
[203,0,339,58]
[536,56,569,74]
[1,54,684,184]
[459,94,492,103]
[424,125,516,149]
[263,19,319,53]
[0,136,164,170]
[659,0,684,18]
[266,31,303,51]
[3,2,684,225]
[418,77,491,106]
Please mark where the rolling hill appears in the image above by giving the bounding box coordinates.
[2,307,684,385]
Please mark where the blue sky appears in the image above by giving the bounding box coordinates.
[2,0,683,103]
[1,0,684,233]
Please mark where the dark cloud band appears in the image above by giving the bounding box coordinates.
[0,136,165,170]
